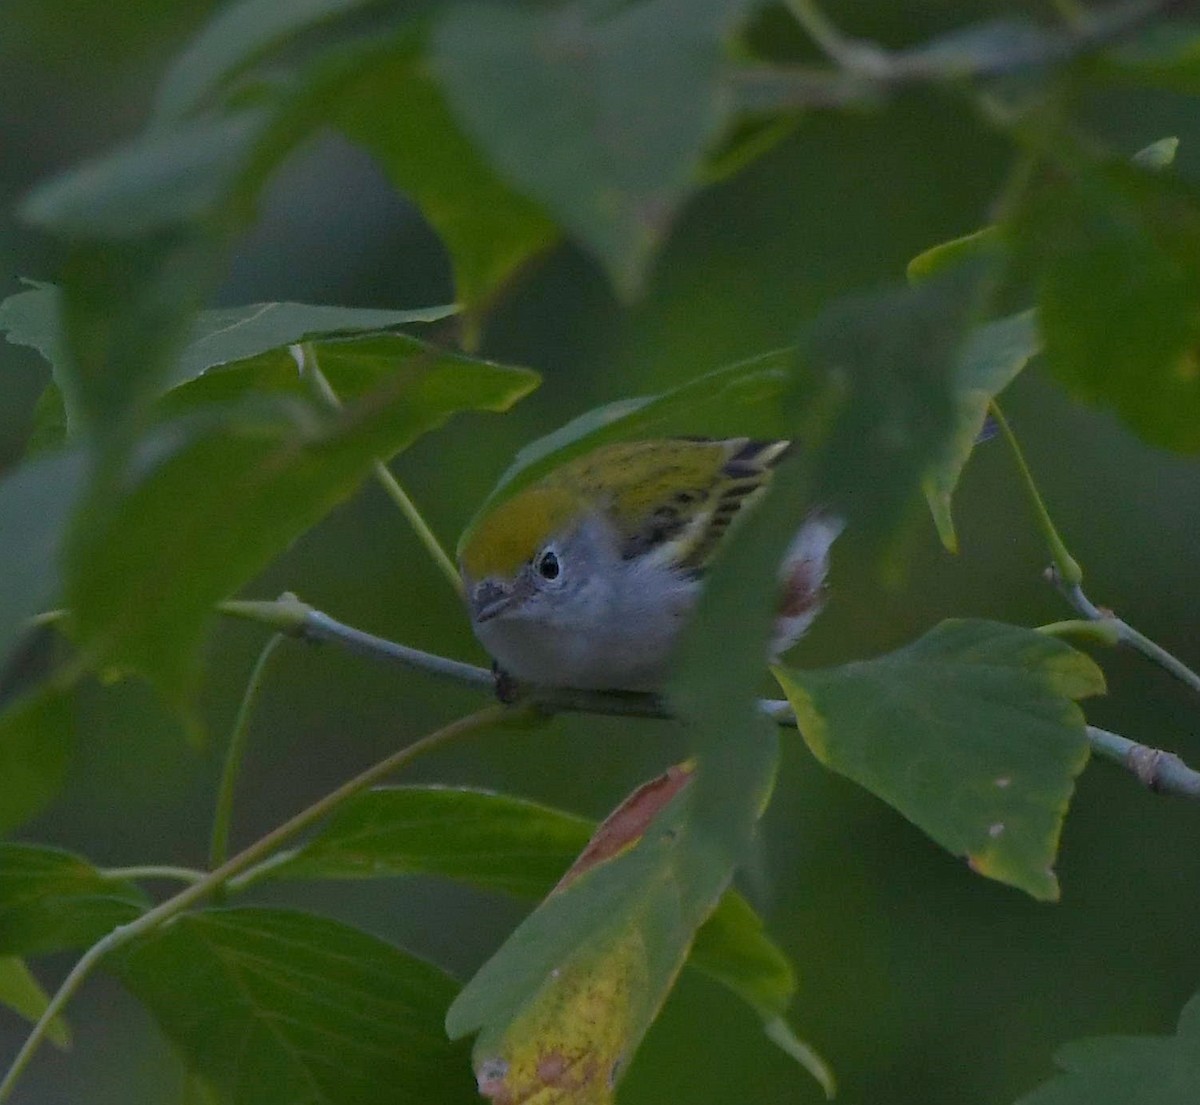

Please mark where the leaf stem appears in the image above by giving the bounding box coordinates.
[1055,578,1200,699]
[1034,619,1120,645]
[989,400,1083,585]
[291,342,463,596]
[0,704,508,1103]
[209,633,285,872]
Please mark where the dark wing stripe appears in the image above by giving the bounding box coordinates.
[679,439,793,574]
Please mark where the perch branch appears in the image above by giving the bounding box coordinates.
[217,595,1200,802]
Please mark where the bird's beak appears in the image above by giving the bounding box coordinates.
[470,579,517,623]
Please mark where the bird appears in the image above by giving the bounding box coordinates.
[458,438,842,693]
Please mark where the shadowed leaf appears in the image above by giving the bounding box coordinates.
[0,688,75,837]
[774,619,1104,900]
[265,783,813,1078]
[1015,988,1200,1105]
[0,844,147,956]
[69,349,537,707]
[117,908,475,1105]
[0,958,69,1049]
[432,0,750,297]
[1009,155,1200,453]
[0,448,86,671]
[923,310,1041,551]
[332,39,558,318]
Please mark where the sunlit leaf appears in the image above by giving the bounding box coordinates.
[432,0,750,297]
[0,844,147,956]
[1014,988,1200,1104]
[0,687,75,838]
[0,958,69,1049]
[923,310,1041,552]
[69,349,538,706]
[774,619,1104,900]
[117,908,475,1105]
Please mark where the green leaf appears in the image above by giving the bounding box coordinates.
[116,908,474,1105]
[1100,22,1200,96]
[924,310,1041,552]
[432,0,749,297]
[331,40,558,318]
[270,786,595,897]
[906,138,1176,288]
[154,0,384,121]
[0,282,75,430]
[265,784,811,1074]
[0,844,147,956]
[0,448,86,670]
[0,958,70,1049]
[907,225,1002,284]
[161,330,482,414]
[26,385,70,455]
[447,764,776,1102]
[69,347,538,706]
[459,348,794,553]
[1014,989,1200,1105]
[1,283,458,427]
[162,301,458,392]
[1009,157,1200,452]
[774,619,1104,900]
[800,265,987,546]
[0,687,76,838]
[22,112,269,238]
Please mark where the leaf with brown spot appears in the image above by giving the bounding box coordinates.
[447,749,803,1102]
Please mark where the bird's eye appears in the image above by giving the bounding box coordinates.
[536,549,561,581]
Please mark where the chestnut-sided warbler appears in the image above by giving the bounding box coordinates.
[458,438,842,692]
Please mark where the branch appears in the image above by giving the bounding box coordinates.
[1086,726,1200,798]
[746,0,1175,111]
[217,595,1200,802]
[1049,571,1200,699]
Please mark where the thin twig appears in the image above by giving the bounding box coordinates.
[991,401,1083,585]
[209,633,285,871]
[758,0,1174,112]
[1052,574,1200,699]
[1086,725,1200,798]
[290,342,464,596]
[0,705,508,1103]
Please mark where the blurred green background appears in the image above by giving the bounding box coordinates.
[3,2,1200,1103]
